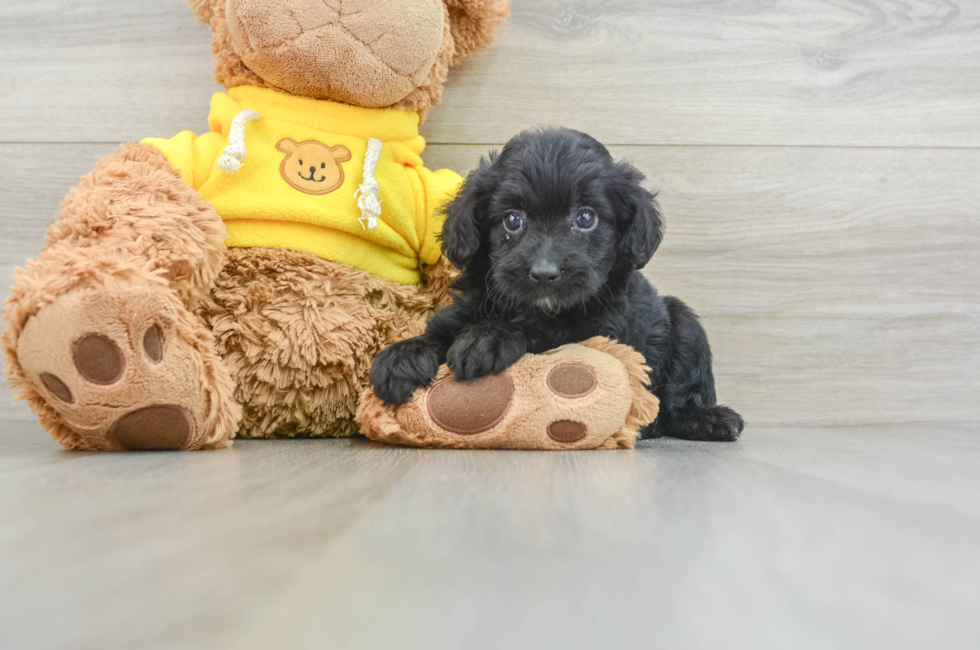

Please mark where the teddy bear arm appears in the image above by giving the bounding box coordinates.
[6,141,228,357]
[43,142,228,304]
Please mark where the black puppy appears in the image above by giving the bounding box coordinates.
[370,127,743,441]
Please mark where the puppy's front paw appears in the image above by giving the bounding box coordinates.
[370,338,442,406]
[671,404,744,442]
[446,325,527,381]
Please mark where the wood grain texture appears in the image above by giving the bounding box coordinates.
[4,144,978,427]
[1,0,979,146]
[1,422,979,650]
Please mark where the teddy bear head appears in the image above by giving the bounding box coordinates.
[186,0,509,120]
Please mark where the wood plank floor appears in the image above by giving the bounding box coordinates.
[1,1,979,648]
[2,421,979,650]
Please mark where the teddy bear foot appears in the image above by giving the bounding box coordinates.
[357,337,660,450]
[15,286,239,451]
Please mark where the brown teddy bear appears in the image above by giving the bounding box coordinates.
[3,0,510,451]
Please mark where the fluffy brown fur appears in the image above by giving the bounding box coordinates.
[200,247,451,439]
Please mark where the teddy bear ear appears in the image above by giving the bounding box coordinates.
[444,0,510,65]
[185,0,215,24]
[276,138,298,154]
[329,146,352,163]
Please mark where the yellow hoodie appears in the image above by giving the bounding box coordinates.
[142,86,462,285]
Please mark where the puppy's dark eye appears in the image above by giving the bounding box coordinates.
[503,211,525,234]
[574,209,598,232]
[321,163,326,169]
[298,160,304,166]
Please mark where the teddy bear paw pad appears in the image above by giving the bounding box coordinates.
[107,405,194,451]
[73,334,126,384]
[16,287,220,451]
[426,373,513,435]
[547,420,588,443]
[547,363,597,398]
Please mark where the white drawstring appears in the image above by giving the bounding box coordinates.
[217,109,261,174]
[355,138,383,230]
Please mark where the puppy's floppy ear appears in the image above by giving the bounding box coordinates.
[440,153,497,269]
[611,161,665,269]
[627,188,665,268]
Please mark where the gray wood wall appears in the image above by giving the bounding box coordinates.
[2,0,978,428]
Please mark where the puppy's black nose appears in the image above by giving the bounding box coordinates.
[529,260,561,284]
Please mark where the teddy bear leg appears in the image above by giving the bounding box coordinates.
[357,338,661,450]
[8,249,239,450]
[2,143,240,450]
[201,248,434,439]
